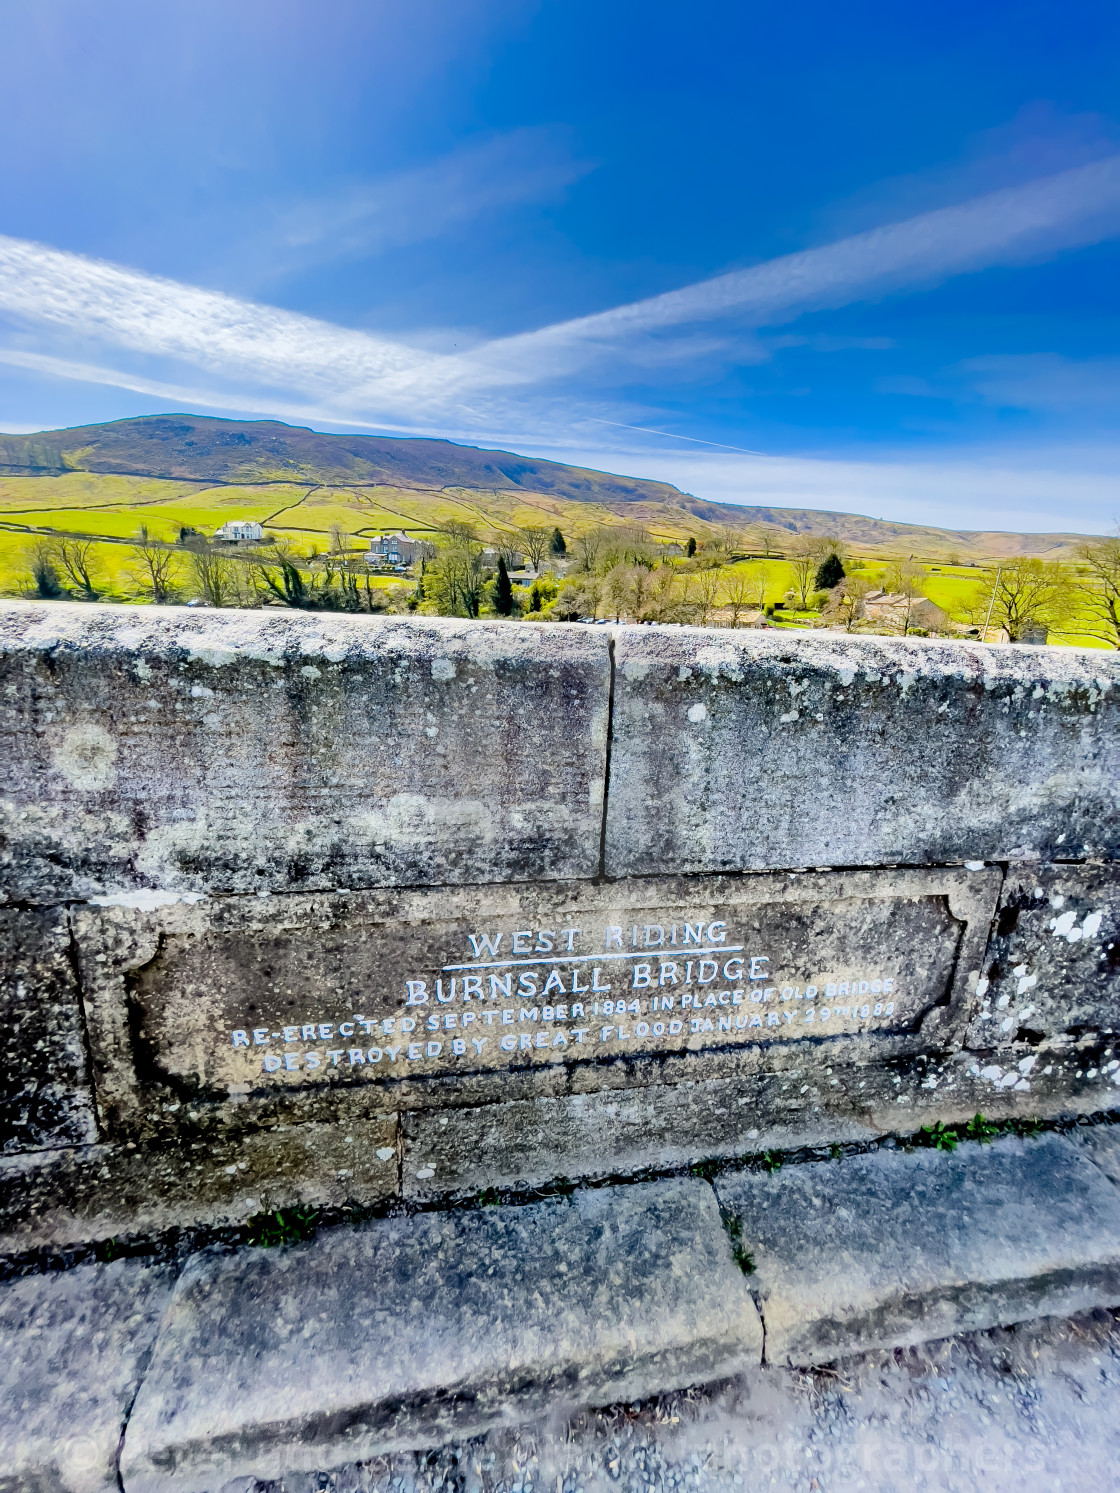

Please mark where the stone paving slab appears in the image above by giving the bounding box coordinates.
[119,1177,761,1492]
[1072,1122,1120,1186]
[716,1133,1120,1368]
[0,1257,176,1493]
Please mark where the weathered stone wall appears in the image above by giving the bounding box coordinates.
[0,601,1116,1250]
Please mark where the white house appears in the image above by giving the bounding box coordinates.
[213,520,264,543]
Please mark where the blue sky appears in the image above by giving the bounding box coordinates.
[0,0,1118,533]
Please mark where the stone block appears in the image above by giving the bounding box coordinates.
[69,867,996,1143]
[715,1133,1120,1366]
[965,862,1120,1056]
[119,1179,761,1489]
[401,1080,883,1197]
[0,906,98,1154]
[0,1115,398,1255]
[0,603,610,903]
[0,1257,175,1493]
[604,628,1120,876]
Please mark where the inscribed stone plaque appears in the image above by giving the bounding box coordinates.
[73,869,999,1137]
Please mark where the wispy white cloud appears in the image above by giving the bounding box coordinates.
[3,155,1120,446]
[238,128,593,281]
[452,156,1120,387]
[0,233,435,406]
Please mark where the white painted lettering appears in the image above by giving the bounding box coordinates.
[469,932,502,958]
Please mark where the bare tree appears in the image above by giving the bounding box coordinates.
[723,570,755,628]
[974,559,1070,642]
[127,526,181,604]
[515,526,549,572]
[188,543,235,607]
[483,533,520,571]
[1075,537,1120,648]
[883,559,927,636]
[752,563,771,611]
[693,567,723,626]
[600,525,658,572]
[54,537,101,599]
[787,535,818,610]
[824,575,874,632]
[569,529,604,574]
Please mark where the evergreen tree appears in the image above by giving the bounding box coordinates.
[686,536,697,557]
[815,552,846,590]
[495,555,514,616]
[549,526,567,556]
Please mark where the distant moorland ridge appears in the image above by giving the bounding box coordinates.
[0,414,1093,559]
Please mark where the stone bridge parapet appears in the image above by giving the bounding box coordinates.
[0,602,1116,1250]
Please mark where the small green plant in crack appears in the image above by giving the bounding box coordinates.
[721,1212,755,1275]
[247,1206,320,1248]
[918,1120,960,1152]
[762,1150,782,1174]
[915,1112,1042,1152]
[477,1187,501,1207]
[829,1144,843,1161]
[688,1159,719,1181]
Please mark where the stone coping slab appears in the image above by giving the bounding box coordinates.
[0,1257,176,1493]
[716,1132,1120,1367]
[119,1177,761,1491]
[605,627,1120,875]
[0,603,611,903]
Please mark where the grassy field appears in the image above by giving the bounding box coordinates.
[0,473,1110,646]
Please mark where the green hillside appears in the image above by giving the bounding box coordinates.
[0,414,1097,561]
